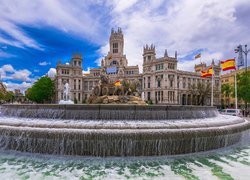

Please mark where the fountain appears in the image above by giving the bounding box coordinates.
[0,104,249,156]
[0,77,249,157]
[58,82,74,104]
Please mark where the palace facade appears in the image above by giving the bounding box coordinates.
[55,28,221,106]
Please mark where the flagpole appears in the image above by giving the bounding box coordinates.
[211,69,214,107]
[235,64,238,110]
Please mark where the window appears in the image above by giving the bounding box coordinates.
[155,64,164,71]
[78,93,81,101]
[84,82,88,91]
[168,63,175,69]
[62,69,69,74]
[148,56,151,60]
[126,71,134,75]
[147,77,151,88]
[113,43,118,53]
[168,75,174,88]
[177,76,179,88]
[78,80,81,90]
[113,43,118,48]
[170,80,173,87]
[110,61,118,66]
[74,79,76,90]
[147,92,151,101]
[157,80,161,88]
[168,91,175,102]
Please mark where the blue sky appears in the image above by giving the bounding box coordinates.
[0,0,249,92]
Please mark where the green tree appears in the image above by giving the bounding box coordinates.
[0,91,5,103]
[237,71,250,107]
[221,84,233,107]
[0,91,4,100]
[26,76,55,103]
[196,82,211,106]
[5,91,14,102]
[0,91,14,103]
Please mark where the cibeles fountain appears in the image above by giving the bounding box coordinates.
[0,76,249,156]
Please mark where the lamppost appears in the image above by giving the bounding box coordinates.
[235,44,250,115]
[235,44,250,72]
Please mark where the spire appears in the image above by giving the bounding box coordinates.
[101,59,104,66]
[175,51,177,58]
[212,59,215,65]
[164,49,168,57]
[118,27,122,33]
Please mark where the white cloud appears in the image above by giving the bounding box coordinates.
[0,64,37,92]
[82,67,91,75]
[47,68,56,78]
[3,81,32,93]
[2,64,14,72]
[0,0,108,51]
[0,0,249,72]
[12,69,32,82]
[110,0,138,13]
[0,20,44,50]
[0,64,33,82]
[34,69,39,73]
[100,0,250,71]
[0,50,15,58]
[39,61,51,66]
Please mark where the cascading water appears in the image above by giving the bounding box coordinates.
[0,104,249,156]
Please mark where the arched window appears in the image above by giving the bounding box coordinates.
[110,60,119,66]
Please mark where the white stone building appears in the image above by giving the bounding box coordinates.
[55,28,221,106]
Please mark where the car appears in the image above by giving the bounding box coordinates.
[220,109,242,117]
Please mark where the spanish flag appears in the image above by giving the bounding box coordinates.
[201,67,213,77]
[114,80,121,86]
[195,53,201,59]
[221,59,236,71]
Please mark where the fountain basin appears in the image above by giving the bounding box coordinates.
[1,104,217,120]
[0,104,249,156]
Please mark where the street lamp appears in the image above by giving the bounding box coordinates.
[235,44,250,72]
[235,44,250,115]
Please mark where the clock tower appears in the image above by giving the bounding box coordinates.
[101,28,128,78]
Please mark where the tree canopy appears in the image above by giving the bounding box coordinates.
[26,76,55,103]
[237,71,250,104]
[0,91,14,103]
[188,82,211,105]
